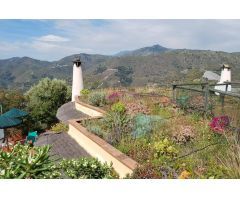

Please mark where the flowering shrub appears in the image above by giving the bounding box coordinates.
[209,116,230,133]
[107,92,120,104]
[60,158,118,179]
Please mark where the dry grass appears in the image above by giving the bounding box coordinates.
[219,135,240,178]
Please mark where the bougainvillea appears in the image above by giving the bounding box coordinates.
[209,115,230,133]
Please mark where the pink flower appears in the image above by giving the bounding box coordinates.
[209,116,230,134]
[107,92,120,104]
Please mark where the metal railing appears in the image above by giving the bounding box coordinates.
[172,81,240,114]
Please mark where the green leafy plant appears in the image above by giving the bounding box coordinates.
[0,144,60,179]
[50,123,69,133]
[88,92,107,107]
[0,144,119,179]
[111,102,126,113]
[59,158,118,179]
[153,138,178,159]
[80,89,91,97]
[86,122,108,138]
[104,102,131,144]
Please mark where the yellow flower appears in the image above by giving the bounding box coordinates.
[178,170,191,179]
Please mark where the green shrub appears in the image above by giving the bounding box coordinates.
[88,92,106,107]
[86,123,108,138]
[0,144,119,179]
[0,144,60,179]
[153,138,178,159]
[80,89,91,97]
[50,123,68,133]
[104,103,131,144]
[25,78,71,130]
[111,102,126,113]
[132,114,163,138]
[59,158,118,179]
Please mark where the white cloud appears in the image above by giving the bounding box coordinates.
[36,34,70,42]
[2,20,240,60]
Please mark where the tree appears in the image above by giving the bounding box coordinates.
[0,89,26,113]
[25,78,71,130]
[115,66,133,86]
[94,65,107,74]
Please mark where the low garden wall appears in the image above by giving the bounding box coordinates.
[75,97,106,117]
[68,118,138,178]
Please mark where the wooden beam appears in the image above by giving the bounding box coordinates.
[175,86,204,93]
[172,82,208,87]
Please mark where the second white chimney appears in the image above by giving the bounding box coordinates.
[214,64,231,94]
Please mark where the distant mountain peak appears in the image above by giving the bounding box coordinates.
[115,44,169,57]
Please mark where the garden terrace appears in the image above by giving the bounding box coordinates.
[70,86,239,178]
[68,118,138,178]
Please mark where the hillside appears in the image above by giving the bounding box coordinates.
[115,44,170,56]
[1,44,240,91]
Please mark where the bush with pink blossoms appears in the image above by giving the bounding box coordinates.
[209,115,230,134]
[107,92,121,104]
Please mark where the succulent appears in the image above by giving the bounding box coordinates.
[153,138,178,159]
[126,102,150,116]
[172,125,195,144]
[88,92,107,107]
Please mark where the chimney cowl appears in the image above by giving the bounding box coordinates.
[222,64,230,69]
[73,58,81,67]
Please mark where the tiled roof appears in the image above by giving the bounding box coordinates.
[56,102,87,123]
[35,132,90,159]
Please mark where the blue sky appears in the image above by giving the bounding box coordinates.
[1,19,240,61]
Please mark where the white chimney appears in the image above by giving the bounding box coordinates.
[214,64,231,94]
[71,58,84,101]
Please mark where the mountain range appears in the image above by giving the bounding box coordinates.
[1,44,240,91]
